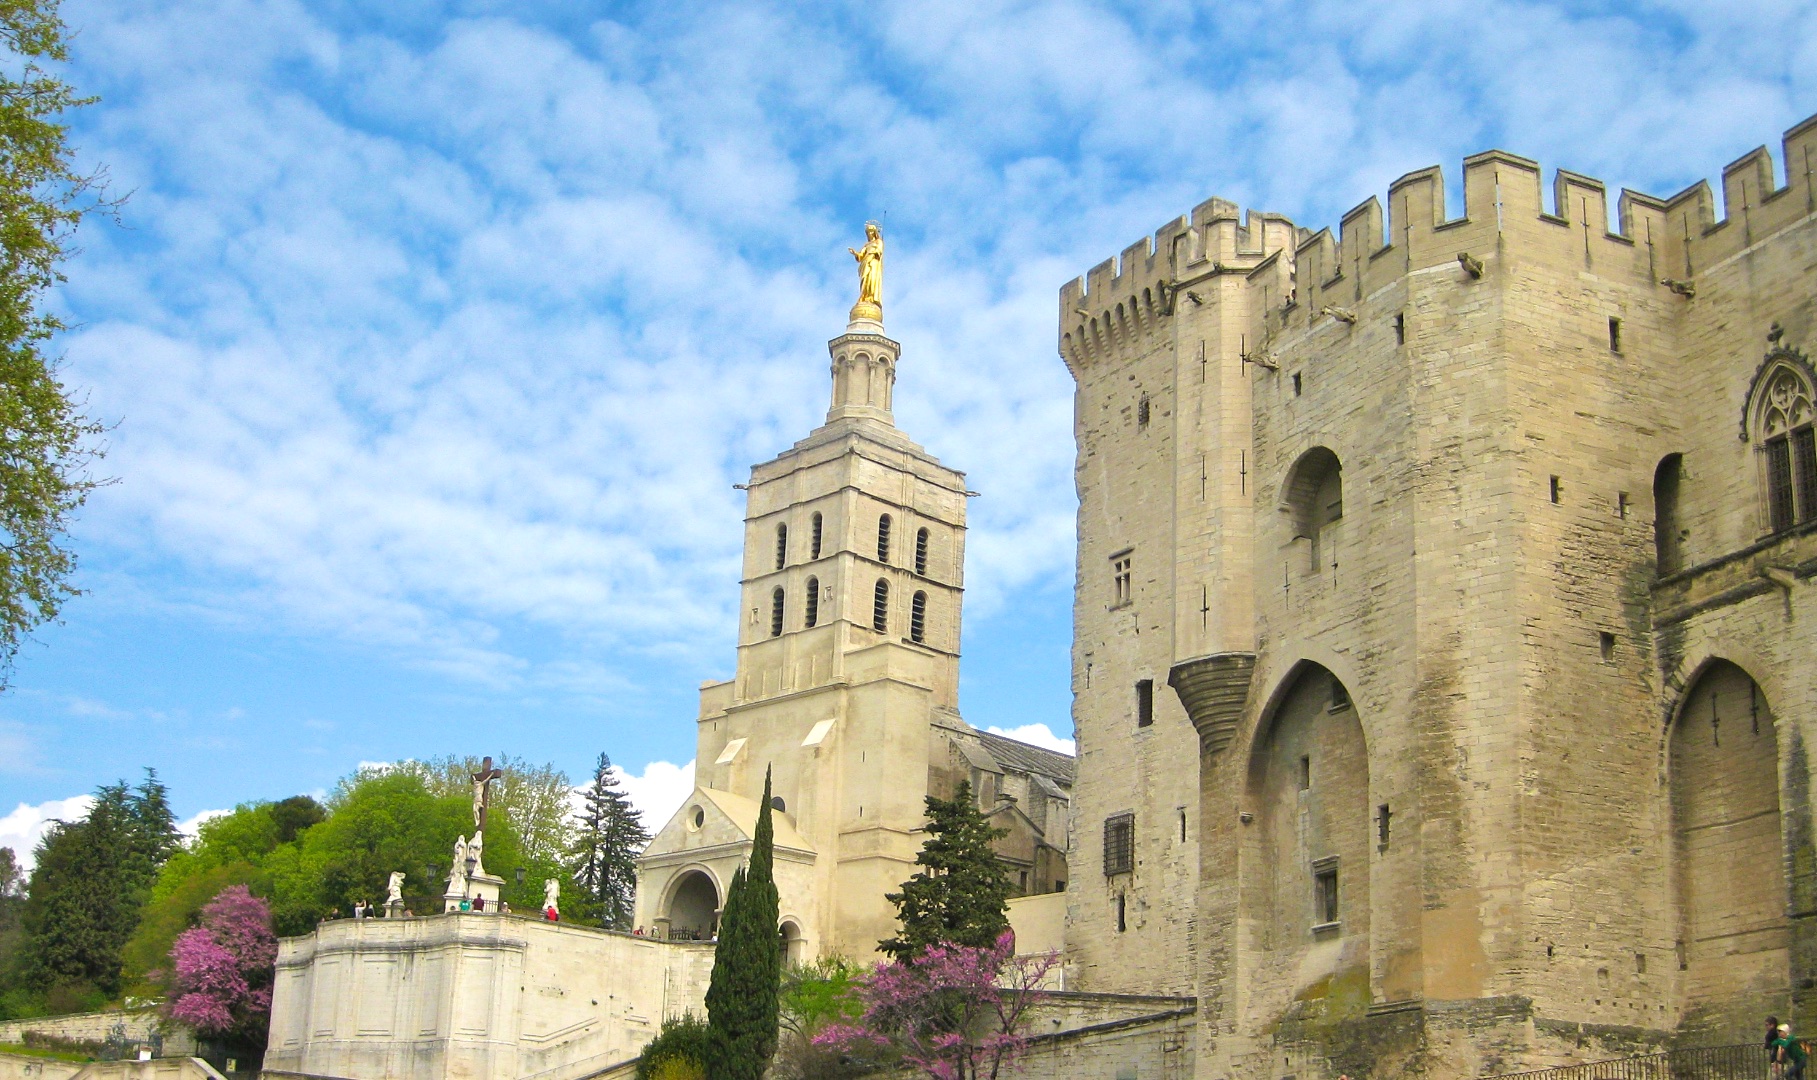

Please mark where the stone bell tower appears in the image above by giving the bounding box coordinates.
[634,226,973,961]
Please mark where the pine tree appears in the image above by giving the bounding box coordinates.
[880,780,1012,962]
[568,753,648,929]
[705,767,782,1080]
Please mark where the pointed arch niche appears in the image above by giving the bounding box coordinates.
[1670,660,1790,1036]
[1240,662,1371,1022]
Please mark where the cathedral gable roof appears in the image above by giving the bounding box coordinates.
[976,730,1076,787]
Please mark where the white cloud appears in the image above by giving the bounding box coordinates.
[0,796,96,873]
[986,724,1075,756]
[610,759,695,838]
[179,808,232,838]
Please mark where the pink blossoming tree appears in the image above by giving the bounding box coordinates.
[814,932,1055,1080]
[165,886,278,1050]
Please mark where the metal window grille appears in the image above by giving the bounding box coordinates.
[910,591,927,643]
[770,587,784,637]
[877,514,892,562]
[1767,435,1796,532]
[1103,814,1134,875]
[1795,425,1817,524]
[804,577,819,628]
[872,579,889,633]
[915,528,929,575]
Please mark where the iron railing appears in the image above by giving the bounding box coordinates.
[1485,1044,1773,1080]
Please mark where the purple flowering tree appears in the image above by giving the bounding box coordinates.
[165,886,279,1050]
[814,932,1056,1080]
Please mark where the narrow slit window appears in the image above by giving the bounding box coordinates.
[769,587,785,637]
[1608,316,1622,353]
[775,523,788,569]
[804,576,819,628]
[1377,804,1391,851]
[1600,631,1615,662]
[810,512,823,559]
[1179,809,1187,842]
[1292,372,1303,396]
[910,591,927,643]
[1116,892,1127,933]
[1136,678,1154,727]
[877,514,892,562]
[915,527,929,576]
[1137,395,1151,426]
[1393,312,1405,345]
[1550,475,1562,504]
[872,579,889,633]
[1299,756,1311,791]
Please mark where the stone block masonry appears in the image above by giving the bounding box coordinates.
[1061,113,1817,1079]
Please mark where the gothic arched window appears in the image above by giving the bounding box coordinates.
[1750,357,1817,533]
[810,512,823,559]
[877,514,892,563]
[770,587,785,637]
[873,579,889,633]
[775,523,788,570]
[911,590,927,643]
[915,527,930,576]
[805,576,819,628]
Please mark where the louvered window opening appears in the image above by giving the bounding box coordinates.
[915,528,929,575]
[910,591,927,643]
[872,579,889,633]
[877,514,892,562]
[810,513,823,559]
[775,523,788,570]
[805,577,819,628]
[770,587,785,637]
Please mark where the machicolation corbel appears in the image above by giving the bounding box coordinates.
[1457,252,1485,279]
[1661,278,1697,298]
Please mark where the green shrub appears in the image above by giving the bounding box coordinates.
[636,1014,712,1080]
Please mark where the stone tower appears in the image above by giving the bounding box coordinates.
[635,302,973,962]
[1061,116,1817,1079]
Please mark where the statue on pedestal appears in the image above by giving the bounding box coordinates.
[849,222,883,323]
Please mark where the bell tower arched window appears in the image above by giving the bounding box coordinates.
[1748,352,1817,534]
[872,579,889,633]
[810,512,823,559]
[915,528,929,576]
[804,577,820,628]
[775,523,788,570]
[911,590,927,643]
[770,587,785,637]
[877,514,892,563]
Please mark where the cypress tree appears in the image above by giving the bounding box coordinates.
[880,780,1011,961]
[704,767,781,1080]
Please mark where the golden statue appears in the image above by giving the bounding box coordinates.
[849,221,883,322]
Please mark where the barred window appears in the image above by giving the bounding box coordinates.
[1103,813,1134,876]
[877,514,892,562]
[910,591,927,643]
[915,527,930,575]
[805,576,819,628]
[775,523,788,569]
[810,512,824,559]
[770,587,785,637]
[873,579,889,633]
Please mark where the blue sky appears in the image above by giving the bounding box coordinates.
[4,0,1817,856]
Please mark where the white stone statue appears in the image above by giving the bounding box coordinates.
[543,878,560,916]
[446,835,468,894]
[387,872,405,906]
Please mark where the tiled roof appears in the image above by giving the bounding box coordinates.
[976,729,1075,786]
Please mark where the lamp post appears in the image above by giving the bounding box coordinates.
[515,867,526,886]
[463,852,478,909]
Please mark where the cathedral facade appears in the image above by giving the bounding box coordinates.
[1061,115,1817,1077]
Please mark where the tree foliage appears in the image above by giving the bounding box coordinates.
[705,767,782,1080]
[16,770,176,999]
[381,754,575,864]
[880,782,1010,962]
[774,955,868,1080]
[164,885,276,1053]
[0,0,115,684]
[634,1013,711,1080]
[568,752,647,929]
[815,933,1054,1080]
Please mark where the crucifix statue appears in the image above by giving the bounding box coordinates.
[470,756,503,833]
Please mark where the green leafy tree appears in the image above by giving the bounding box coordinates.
[0,0,117,684]
[16,770,177,1001]
[880,781,1010,962]
[568,753,648,929]
[0,847,24,1010]
[387,754,576,864]
[706,767,782,1080]
[775,955,868,1080]
[634,1013,712,1080]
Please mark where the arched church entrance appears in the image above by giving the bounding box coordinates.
[667,870,720,941]
[779,920,805,967]
[1671,660,1790,1036]
[1241,662,1371,1020]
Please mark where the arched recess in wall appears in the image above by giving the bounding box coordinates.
[779,919,805,966]
[1654,453,1685,576]
[1282,447,1344,573]
[1239,661,1370,1017]
[1669,660,1791,1037]
[665,869,721,941]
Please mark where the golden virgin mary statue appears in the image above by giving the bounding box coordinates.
[849,221,883,323]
